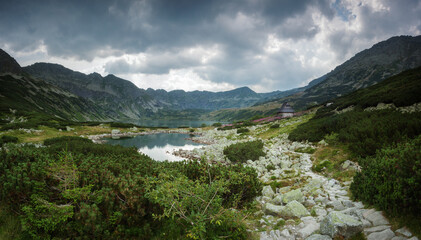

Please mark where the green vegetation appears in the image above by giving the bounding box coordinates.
[236,128,249,134]
[289,109,421,157]
[294,146,315,154]
[223,140,266,163]
[351,136,421,219]
[0,137,261,239]
[270,124,279,129]
[0,135,18,147]
[109,122,140,128]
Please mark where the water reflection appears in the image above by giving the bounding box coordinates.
[104,133,203,162]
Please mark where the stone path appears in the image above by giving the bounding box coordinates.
[178,126,418,240]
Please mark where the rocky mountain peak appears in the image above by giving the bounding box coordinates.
[0,49,22,74]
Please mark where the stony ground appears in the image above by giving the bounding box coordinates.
[173,119,419,240]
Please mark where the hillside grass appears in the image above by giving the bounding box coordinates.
[256,113,314,139]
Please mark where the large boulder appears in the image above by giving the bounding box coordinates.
[282,189,304,204]
[320,211,363,238]
[264,203,285,216]
[282,200,309,218]
[262,185,275,199]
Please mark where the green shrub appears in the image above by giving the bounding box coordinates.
[270,124,280,129]
[174,159,262,208]
[189,128,195,133]
[223,140,266,163]
[351,136,421,217]
[295,147,316,154]
[266,164,276,171]
[109,122,139,128]
[0,135,18,147]
[290,110,421,157]
[1,136,260,239]
[312,160,333,172]
[236,128,249,134]
[212,122,222,127]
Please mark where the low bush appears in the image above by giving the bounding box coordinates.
[223,140,266,163]
[270,124,280,129]
[236,128,249,134]
[289,110,421,157]
[0,136,260,239]
[0,135,18,147]
[109,122,139,128]
[212,122,222,127]
[351,136,421,217]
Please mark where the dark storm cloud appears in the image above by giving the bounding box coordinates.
[1,0,420,91]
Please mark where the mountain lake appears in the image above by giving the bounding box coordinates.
[103,133,204,161]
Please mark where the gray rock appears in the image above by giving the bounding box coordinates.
[312,206,327,217]
[320,211,363,238]
[298,218,320,239]
[260,230,292,240]
[367,229,395,240]
[304,199,316,207]
[396,227,412,238]
[283,189,304,204]
[264,203,285,216]
[343,200,354,208]
[362,219,372,228]
[408,237,419,240]
[364,225,391,235]
[306,234,332,240]
[327,200,346,211]
[262,185,275,199]
[392,237,408,240]
[364,211,390,226]
[282,200,310,218]
[272,194,283,205]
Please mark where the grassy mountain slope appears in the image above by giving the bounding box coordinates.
[0,73,113,123]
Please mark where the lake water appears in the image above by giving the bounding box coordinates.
[132,119,223,128]
[103,133,204,162]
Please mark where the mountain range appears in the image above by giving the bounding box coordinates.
[1,35,421,123]
[205,35,421,121]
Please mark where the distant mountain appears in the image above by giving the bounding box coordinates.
[0,50,112,121]
[204,35,421,121]
[24,63,285,119]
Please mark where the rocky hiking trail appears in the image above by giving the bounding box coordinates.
[177,123,419,240]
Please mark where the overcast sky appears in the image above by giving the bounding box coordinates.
[1,0,420,92]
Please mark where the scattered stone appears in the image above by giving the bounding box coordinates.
[298,217,319,239]
[327,200,346,211]
[282,189,304,204]
[396,227,413,238]
[282,200,310,218]
[364,211,390,226]
[262,185,275,199]
[272,194,283,205]
[306,234,332,240]
[392,237,408,240]
[320,211,363,238]
[364,225,391,235]
[367,229,395,240]
[408,237,419,240]
[264,203,285,216]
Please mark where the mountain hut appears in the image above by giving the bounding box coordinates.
[278,102,294,118]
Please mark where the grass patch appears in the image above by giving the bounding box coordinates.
[295,146,316,154]
[0,204,22,240]
[312,145,356,181]
[257,114,314,139]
